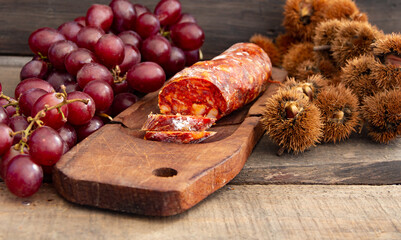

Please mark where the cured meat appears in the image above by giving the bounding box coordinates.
[141,113,216,131]
[158,42,273,119]
[144,131,216,144]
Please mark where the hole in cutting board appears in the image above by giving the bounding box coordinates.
[152,168,178,177]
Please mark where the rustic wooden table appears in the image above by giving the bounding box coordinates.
[1,0,401,239]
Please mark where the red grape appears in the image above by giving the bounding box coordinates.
[111,92,138,116]
[85,4,114,32]
[15,77,54,99]
[57,123,77,151]
[19,88,47,117]
[126,62,165,93]
[135,12,160,39]
[118,30,142,49]
[74,16,86,26]
[57,21,84,43]
[109,0,136,33]
[20,59,49,80]
[48,40,78,71]
[0,123,13,156]
[0,98,16,118]
[29,126,64,166]
[28,27,66,56]
[76,26,105,52]
[46,71,76,92]
[141,34,171,65]
[133,4,150,17]
[175,13,197,25]
[119,44,141,73]
[170,22,204,51]
[83,80,114,112]
[113,80,132,95]
[0,107,9,125]
[154,0,181,26]
[184,48,200,66]
[66,91,96,126]
[162,46,185,76]
[31,92,68,130]
[64,48,98,76]
[0,146,28,179]
[76,62,114,89]
[8,115,29,145]
[94,34,125,68]
[5,155,43,198]
[75,116,104,142]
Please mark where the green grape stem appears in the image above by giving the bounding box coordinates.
[0,92,20,115]
[112,65,127,84]
[160,28,170,39]
[12,88,89,152]
[97,112,113,122]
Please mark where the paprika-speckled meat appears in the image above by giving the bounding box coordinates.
[158,42,273,119]
[142,114,216,132]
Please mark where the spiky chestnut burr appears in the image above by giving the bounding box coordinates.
[261,88,323,155]
[294,60,320,81]
[314,84,360,143]
[361,89,401,143]
[249,34,282,67]
[331,21,383,67]
[275,32,300,55]
[282,42,315,77]
[282,0,328,41]
[284,74,328,101]
[371,33,401,90]
[313,19,343,78]
[324,0,368,22]
[341,54,380,103]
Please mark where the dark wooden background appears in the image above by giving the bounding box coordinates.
[0,0,400,59]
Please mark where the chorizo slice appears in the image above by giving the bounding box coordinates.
[141,113,216,132]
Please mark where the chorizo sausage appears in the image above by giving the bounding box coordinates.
[158,42,272,119]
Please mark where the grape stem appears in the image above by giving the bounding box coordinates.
[11,85,89,152]
[97,112,113,122]
[112,65,127,84]
[37,52,49,62]
[0,92,20,115]
[160,28,170,40]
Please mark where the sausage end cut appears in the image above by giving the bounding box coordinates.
[158,42,273,120]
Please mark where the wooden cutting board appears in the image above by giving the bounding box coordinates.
[52,68,286,216]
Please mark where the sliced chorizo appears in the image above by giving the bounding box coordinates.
[158,42,272,120]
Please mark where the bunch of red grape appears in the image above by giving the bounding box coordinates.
[0,0,205,198]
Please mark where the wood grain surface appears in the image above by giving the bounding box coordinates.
[233,130,401,185]
[0,0,401,58]
[0,0,401,237]
[2,183,401,240]
[52,68,285,216]
[1,57,400,189]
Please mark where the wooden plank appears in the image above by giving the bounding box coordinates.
[1,58,400,187]
[52,67,285,216]
[0,0,401,57]
[0,56,32,97]
[232,131,401,185]
[1,183,401,239]
[0,0,284,58]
